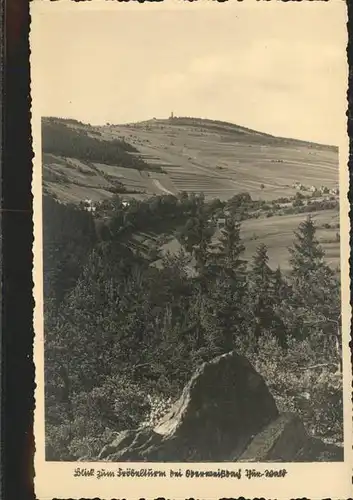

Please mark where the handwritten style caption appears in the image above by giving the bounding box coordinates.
[74,467,287,480]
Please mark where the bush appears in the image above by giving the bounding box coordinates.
[140,393,174,429]
[293,198,304,208]
[46,375,150,460]
[44,195,343,459]
[238,334,343,444]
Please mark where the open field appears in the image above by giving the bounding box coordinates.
[42,117,341,272]
[97,118,338,201]
[42,117,339,204]
[161,209,340,272]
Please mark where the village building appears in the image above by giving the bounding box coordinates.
[83,199,96,213]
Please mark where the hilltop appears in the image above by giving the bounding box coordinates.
[41,116,340,272]
[42,116,338,204]
[43,118,343,462]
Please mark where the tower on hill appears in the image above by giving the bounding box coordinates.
[170,111,174,119]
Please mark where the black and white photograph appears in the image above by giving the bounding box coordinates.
[31,1,351,498]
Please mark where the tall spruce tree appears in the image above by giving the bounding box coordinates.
[43,195,97,304]
[177,194,214,277]
[288,215,338,314]
[175,194,215,351]
[217,216,246,274]
[288,215,341,354]
[249,244,287,349]
[289,215,325,279]
[272,266,287,305]
[205,216,248,352]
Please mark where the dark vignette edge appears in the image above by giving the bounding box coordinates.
[0,0,350,499]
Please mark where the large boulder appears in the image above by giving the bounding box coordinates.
[98,351,343,462]
[99,351,279,461]
[238,412,309,462]
[238,413,343,462]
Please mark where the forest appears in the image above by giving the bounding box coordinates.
[42,118,162,172]
[43,191,343,461]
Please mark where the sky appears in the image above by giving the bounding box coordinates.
[31,1,347,146]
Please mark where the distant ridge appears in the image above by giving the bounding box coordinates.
[42,115,337,151]
[41,115,339,206]
[125,116,338,151]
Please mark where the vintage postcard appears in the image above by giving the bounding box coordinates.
[31,0,351,498]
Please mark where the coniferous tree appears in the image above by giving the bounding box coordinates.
[217,216,246,273]
[43,195,97,304]
[205,216,248,352]
[176,193,215,279]
[175,194,216,351]
[249,244,287,349]
[272,265,291,307]
[43,189,344,460]
[289,215,325,280]
[288,215,341,353]
[288,215,338,315]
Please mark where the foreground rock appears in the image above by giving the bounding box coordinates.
[238,413,343,462]
[99,351,278,461]
[98,351,343,462]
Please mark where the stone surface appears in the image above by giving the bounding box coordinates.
[238,412,309,462]
[97,351,343,463]
[99,351,279,462]
[294,437,343,462]
[236,412,343,463]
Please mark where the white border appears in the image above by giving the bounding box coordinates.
[31,1,352,498]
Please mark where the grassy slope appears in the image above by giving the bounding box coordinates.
[42,117,338,203]
[160,210,340,273]
[99,118,338,201]
[42,117,340,270]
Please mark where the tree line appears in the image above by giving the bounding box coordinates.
[43,192,342,460]
[42,118,162,172]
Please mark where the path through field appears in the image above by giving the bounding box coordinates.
[152,179,175,196]
[43,117,339,204]
[42,117,341,271]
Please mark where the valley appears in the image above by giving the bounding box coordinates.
[42,116,340,272]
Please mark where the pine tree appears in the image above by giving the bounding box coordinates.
[288,215,336,310]
[205,216,248,352]
[43,195,97,304]
[272,265,289,306]
[287,215,341,359]
[176,194,214,278]
[249,244,287,349]
[251,243,272,291]
[289,215,325,279]
[216,216,246,274]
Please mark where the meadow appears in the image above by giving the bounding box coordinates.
[43,117,338,204]
[42,116,340,272]
[161,209,340,273]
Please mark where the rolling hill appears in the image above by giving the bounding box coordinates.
[41,116,341,272]
[42,116,338,204]
[160,209,340,273]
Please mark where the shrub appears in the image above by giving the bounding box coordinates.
[140,393,174,429]
[293,198,304,208]
[238,334,343,444]
[44,194,343,459]
[46,375,150,460]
